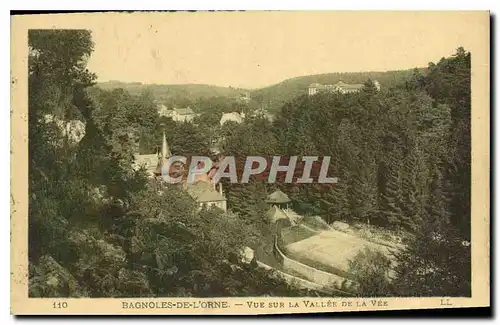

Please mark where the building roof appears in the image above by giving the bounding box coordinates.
[186,181,226,202]
[160,109,174,116]
[266,206,288,223]
[220,112,244,125]
[266,189,291,204]
[174,107,195,115]
[133,154,158,172]
[310,81,365,91]
[339,83,364,90]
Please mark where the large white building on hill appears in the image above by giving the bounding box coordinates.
[308,80,380,96]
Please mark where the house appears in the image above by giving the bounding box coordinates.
[308,80,380,96]
[220,112,245,125]
[186,181,227,212]
[158,106,198,122]
[238,92,251,104]
[157,104,172,117]
[133,153,159,176]
[133,129,174,178]
[251,108,274,122]
[171,107,197,122]
[136,130,228,211]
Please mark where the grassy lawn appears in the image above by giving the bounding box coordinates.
[284,249,352,279]
[281,226,316,245]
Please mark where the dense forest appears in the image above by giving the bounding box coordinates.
[220,50,471,297]
[28,29,471,298]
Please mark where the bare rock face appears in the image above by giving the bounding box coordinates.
[240,246,255,264]
[332,221,350,232]
[42,114,86,146]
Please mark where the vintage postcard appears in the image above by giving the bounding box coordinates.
[11,11,490,315]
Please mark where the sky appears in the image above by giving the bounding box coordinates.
[85,11,486,89]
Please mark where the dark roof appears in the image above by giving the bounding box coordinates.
[266,189,291,204]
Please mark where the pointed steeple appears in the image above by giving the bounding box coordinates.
[154,130,172,177]
[162,130,171,160]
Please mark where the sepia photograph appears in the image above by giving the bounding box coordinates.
[10,11,490,315]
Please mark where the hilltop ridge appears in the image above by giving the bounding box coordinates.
[98,68,425,113]
[97,80,250,104]
[250,69,425,113]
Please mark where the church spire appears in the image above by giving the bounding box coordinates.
[162,130,171,160]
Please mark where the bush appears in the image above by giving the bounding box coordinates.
[347,248,393,297]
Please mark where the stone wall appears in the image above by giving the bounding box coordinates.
[255,261,330,294]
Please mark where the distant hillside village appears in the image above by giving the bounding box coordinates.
[154,80,379,128]
[156,104,261,126]
[155,91,274,126]
[136,78,384,229]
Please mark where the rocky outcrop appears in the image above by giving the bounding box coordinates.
[42,114,86,146]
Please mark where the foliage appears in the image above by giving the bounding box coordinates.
[391,217,471,297]
[251,69,425,114]
[348,248,393,297]
[27,30,471,298]
[221,48,471,297]
[28,30,307,298]
[97,81,248,105]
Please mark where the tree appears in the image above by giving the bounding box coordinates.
[399,143,427,231]
[392,219,471,297]
[319,185,349,224]
[378,148,403,228]
[29,30,97,263]
[29,30,308,298]
[423,47,471,240]
[348,248,393,297]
